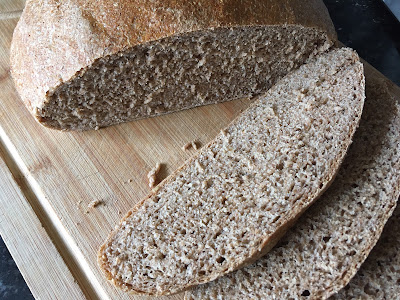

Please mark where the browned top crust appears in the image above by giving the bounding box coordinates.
[10,0,335,120]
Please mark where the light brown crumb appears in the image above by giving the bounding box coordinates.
[182,142,191,151]
[147,163,161,188]
[118,211,122,215]
[87,199,104,211]
[182,141,199,151]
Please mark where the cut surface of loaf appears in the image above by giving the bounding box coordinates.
[98,48,365,296]
[186,64,400,300]
[10,0,336,130]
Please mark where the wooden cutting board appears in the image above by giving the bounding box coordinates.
[0,2,249,299]
[1,2,400,300]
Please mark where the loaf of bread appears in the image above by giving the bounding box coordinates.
[186,64,400,300]
[98,48,365,296]
[10,0,336,130]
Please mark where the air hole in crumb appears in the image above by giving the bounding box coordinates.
[199,271,206,276]
[181,229,186,235]
[221,197,227,205]
[216,257,225,264]
[323,236,331,242]
[276,162,284,170]
[319,182,324,189]
[301,290,310,297]
[272,215,280,223]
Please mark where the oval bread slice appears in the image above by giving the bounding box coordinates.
[186,64,400,299]
[98,48,365,296]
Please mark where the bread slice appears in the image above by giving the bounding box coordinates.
[10,0,336,130]
[186,64,400,300]
[98,48,365,296]
[330,73,400,300]
[331,206,400,299]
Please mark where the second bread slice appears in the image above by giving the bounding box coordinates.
[98,48,365,296]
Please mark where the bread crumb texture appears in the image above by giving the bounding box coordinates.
[44,26,332,130]
[99,48,365,296]
[10,0,335,130]
[187,67,400,300]
[332,206,400,299]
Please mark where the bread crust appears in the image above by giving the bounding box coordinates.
[10,0,336,129]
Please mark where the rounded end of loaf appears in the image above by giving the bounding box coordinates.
[10,0,336,131]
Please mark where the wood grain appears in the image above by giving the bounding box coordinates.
[0,143,87,300]
[0,0,23,19]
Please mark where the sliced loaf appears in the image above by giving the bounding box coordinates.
[10,0,336,130]
[98,48,365,296]
[186,64,400,300]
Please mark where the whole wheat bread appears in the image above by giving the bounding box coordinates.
[330,73,400,300]
[186,64,400,300]
[10,0,336,130]
[98,48,365,296]
[332,207,400,299]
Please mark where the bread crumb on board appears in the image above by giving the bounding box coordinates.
[147,163,161,188]
[182,141,200,151]
[86,199,104,213]
[76,200,83,210]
